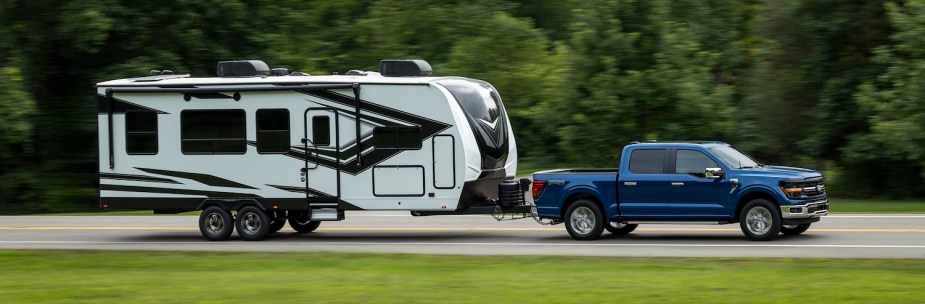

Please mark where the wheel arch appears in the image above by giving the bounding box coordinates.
[735,188,780,221]
[196,198,265,212]
[560,191,605,220]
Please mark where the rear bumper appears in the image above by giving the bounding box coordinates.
[780,200,828,219]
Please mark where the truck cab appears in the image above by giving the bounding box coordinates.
[532,142,828,241]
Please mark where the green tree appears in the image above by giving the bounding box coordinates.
[561,0,747,165]
[441,12,569,159]
[847,0,925,198]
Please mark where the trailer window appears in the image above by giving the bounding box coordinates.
[125,110,158,155]
[628,149,666,174]
[373,126,421,150]
[181,110,246,154]
[256,109,290,153]
[312,116,331,146]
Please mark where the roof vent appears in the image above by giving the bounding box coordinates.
[346,70,368,76]
[217,60,270,77]
[270,68,289,76]
[379,59,432,77]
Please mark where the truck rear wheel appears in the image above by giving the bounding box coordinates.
[199,206,234,241]
[565,200,605,241]
[235,206,271,241]
[739,199,782,241]
[605,222,638,235]
[781,223,811,235]
[288,211,321,233]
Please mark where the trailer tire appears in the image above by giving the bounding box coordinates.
[235,206,271,241]
[604,222,638,235]
[564,200,605,241]
[269,220,287,233]
[739,199,782,241]
[199,206,234,241]
[781,223,811,235]
[288,211,321,233]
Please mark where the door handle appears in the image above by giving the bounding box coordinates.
[671,182,684,186]
[623,182,637,186]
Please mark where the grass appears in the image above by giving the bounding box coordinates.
[0,250,923,303]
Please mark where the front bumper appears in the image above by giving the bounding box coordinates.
[780,200,828,219]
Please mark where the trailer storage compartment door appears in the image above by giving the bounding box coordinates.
[432,135,455,189]
[373,166,424,196]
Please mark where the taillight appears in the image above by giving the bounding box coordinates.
[532,180,547,200]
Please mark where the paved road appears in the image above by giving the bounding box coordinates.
[2,213,924,258]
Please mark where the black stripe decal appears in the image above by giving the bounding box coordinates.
[100,184,261,198]
[267,184,332,197]
[189,92,233,99]
[100,173,181,184]
[135,168,257,189]
[97,95,169,114]
[292,89,452,175]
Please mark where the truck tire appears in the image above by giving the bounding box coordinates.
[564,200,605,241]
[235,206,271,241]
[781,223,811,235]
[199,206,234,241]
[605,222,638,235]
[739,199,782,241]
[288,211,321,233]
[269,220,287,233]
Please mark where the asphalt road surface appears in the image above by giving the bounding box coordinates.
[2,213,924,258]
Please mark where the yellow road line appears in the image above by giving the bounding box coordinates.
[1,227,925,233]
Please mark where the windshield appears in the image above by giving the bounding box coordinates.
[708,146,761,169]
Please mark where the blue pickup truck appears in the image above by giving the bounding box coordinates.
[532,142,828,241]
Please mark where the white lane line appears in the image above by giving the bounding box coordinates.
[1,240,924,249]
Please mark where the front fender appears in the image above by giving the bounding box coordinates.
[735,184,789,205]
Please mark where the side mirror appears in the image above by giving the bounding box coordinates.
[705,168,725,179]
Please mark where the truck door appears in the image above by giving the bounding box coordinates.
[303,108,340,201]
[669,149,731,218]
[617,149,672,218]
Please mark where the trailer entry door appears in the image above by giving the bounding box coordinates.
[304,108,341,202]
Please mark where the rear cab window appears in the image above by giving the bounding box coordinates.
[628,149,667,174]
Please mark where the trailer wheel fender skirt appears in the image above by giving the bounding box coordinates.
[196,199,265,212]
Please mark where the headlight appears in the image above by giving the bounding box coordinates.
[780,181,804,199]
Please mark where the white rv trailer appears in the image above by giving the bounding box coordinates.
[95,60,531,241]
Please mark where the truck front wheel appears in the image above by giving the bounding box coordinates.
[781,223,811,235]
[565,200,605,241]
[739,199,782,241]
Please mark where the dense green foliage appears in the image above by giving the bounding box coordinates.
[1,0,923,211]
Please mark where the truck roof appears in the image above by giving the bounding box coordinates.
[627,141,729,149]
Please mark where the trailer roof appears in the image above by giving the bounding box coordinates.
[96,73,450,87]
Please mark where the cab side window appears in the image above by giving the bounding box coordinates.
[676,149,718,177]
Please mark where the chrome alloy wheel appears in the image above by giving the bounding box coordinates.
[204,213,225,233]
[782,224,797,229]
[241,212,262,234]
[746,206,773,235]
[609,221,627,229]
[570,206,596,235]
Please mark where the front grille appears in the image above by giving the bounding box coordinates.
[784,177,826,199]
